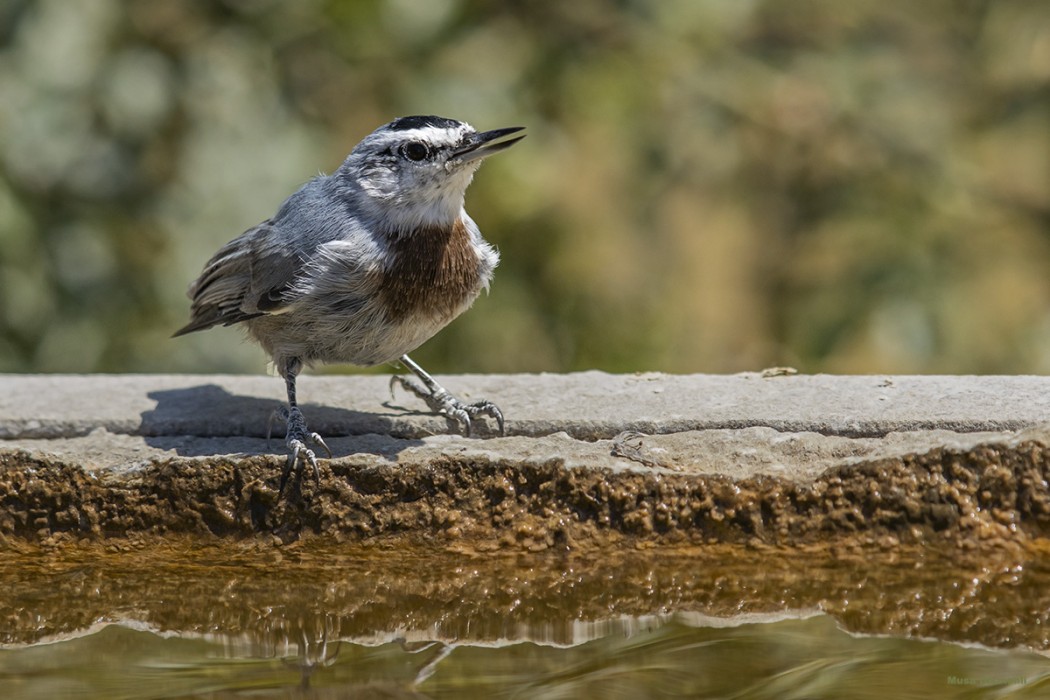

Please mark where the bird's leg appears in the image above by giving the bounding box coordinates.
[267,357,331,486]
[389,354,505,436]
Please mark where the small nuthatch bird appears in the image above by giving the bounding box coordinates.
[175,115,525,480]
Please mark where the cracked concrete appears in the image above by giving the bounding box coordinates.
[2,372,1050,549]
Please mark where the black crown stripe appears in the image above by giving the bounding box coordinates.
[387,115,462,131]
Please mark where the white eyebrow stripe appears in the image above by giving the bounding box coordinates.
[375,125,474,147]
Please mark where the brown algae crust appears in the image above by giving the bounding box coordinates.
[2,438,1049,551]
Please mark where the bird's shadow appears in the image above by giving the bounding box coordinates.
[140,384,427,459]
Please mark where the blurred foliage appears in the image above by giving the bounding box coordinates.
[1,0,1049,376]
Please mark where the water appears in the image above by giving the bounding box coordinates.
[2,541,1048,698]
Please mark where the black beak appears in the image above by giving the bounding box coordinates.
[451,126,526,164]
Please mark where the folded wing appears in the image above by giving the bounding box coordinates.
[173,221,301,336]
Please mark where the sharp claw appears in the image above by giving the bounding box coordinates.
[392,369,505,437]
[272,407,330,489]
[287,438,320,479]
[457,411,473,437]
[391,375,428,402]
[439,402,471,436]
[438,400,507,437]
[311,432,332,459]
[488,405,506,436]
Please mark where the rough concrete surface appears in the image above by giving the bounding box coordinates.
[2,372,1050,549]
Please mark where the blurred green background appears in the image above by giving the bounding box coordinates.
[1,0,1049,377]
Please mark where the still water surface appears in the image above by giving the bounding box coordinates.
[2,541,1048,698]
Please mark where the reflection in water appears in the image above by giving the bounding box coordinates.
[280,617,346,692]
[2,616,1048,699]
[1,541,1049,697]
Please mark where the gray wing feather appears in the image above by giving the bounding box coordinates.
[173,220,302,336]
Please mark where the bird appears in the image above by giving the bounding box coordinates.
[174,115,525,483]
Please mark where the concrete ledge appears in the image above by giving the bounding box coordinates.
[5,372,1050,440]
[2,372,1050,548]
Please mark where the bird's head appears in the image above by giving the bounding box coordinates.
[338,115,525,234]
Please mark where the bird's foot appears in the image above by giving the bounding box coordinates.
[267,405,331,487]
[390,375,505,437]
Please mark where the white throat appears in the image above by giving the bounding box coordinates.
[359,168,476,234]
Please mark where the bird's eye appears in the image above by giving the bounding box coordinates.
[401,141,429,162]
